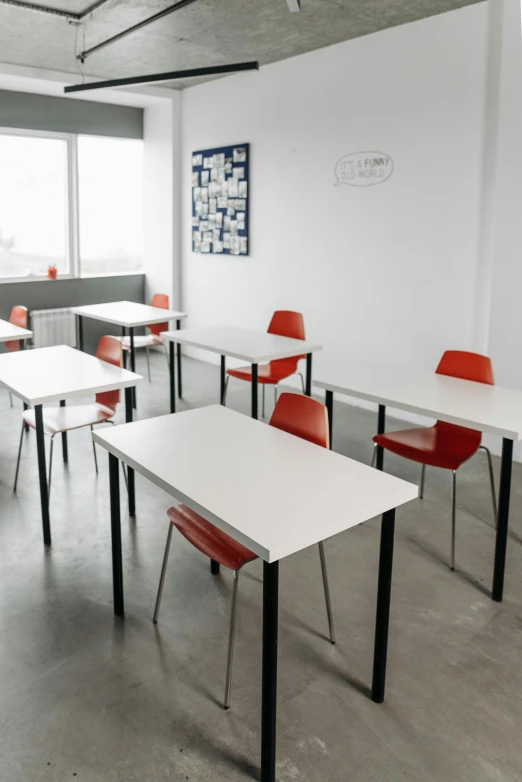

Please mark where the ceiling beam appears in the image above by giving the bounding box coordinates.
[64,61,260,93]
[77,0,202,62]
[0,0,111,21]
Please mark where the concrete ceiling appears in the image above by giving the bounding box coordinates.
[0,0,485,90]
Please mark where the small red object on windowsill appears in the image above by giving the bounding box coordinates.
[47,265,58,279]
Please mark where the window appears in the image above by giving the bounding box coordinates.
[0,129,143,281]
[78,136,143,277]
[0,132,70,279]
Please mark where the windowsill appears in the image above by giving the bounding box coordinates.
[0,271,145,285]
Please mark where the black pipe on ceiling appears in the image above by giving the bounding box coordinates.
[77,0,202,62]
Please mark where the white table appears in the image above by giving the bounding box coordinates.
[0,345,142,545]
[314,364,522,602]
[0,318,32,345]
[160,325,323,418]
[93,405,417,782]
[71,302,187,403]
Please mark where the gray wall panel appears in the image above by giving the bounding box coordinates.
[0,90,143,139]
[0,274,146,354]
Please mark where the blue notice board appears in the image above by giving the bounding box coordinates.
[191,143,249,255]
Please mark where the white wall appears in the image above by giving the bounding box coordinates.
[180,3,489,386]
[487,0,522,388]
[143,96,181,309]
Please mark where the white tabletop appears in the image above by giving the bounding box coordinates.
[0,345,143,405]
[93,405,417,562]
[314,364,522,441]
[71,301,187,328]
[0,319,33,344]
[160,325,322,363]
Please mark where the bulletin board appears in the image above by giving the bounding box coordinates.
[191,143,249,255]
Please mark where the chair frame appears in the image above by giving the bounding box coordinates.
[371,443,497,570]
[13,416,128,497]
[222,371,306,417]
[153,527,335,709]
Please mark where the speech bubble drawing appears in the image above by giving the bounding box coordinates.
[335,152,394,187]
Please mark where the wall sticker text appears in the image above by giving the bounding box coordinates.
[335,152,394,187]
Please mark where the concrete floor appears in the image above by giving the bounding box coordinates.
[1,351,521,782]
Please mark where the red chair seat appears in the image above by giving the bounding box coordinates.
[227,362,294,385]
[23,403,114,436]
[113,334,164,350]
[168,505,257,571]
[374,422,482,471]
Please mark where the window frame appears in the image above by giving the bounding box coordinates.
[0,126,143,283]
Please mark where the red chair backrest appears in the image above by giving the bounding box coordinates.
[435,350,494,441]
[5,305,28,352]
[269,392,329,449]
[268,310,306,377]
[148,293,169,336]
[435,350,494,385]
[95,336,122,412]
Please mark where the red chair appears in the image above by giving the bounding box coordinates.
[4,306,29,407]
[371,351,497,570]
[153,392,335,710]
[4,305,28,353]
[114,293,170,381]
[14,336,125,495]
[223,311,306,417]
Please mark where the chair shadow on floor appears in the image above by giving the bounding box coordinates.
[405,535,491,598]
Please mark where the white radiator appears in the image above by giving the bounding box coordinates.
[31,307,77,349]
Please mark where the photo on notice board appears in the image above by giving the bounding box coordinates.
[191,143,250,256]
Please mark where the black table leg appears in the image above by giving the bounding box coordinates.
[169,341,176,414]
[121,327,127,369]
[176,319,183,399]
[60,400,68,462]
[325,390,334,450]
[376,404,386,471]
[261,560,279,782]
[109,452,124,617]
[372,507,396,703]
[35,404,51,546]
[252,363,259,419]
[77,315,84,351]
[492,438,513,602]
[305,353,312,396]
[124,387,135,516]
[211,559,220,574]
[220,355,226,404]
[129,327,136,409]
[20,341,29,430]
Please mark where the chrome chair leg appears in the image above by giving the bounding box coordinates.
[163,343,170,370]
[451,470,457,571]
[13,420,25,492]
[298,372,306,395]
[90,425,99,473]
[222,376,230,406]
[153,522,174,624]
[262,385,266,418]
[480,445,497,527]
[9,392,13,408]
[48,436,55,499]
[370,442,378,468]
[224,569,240,710]
[274,385,278,407]
[420,464,426,499]
[318,541,336,644]
[146,345,151,382]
